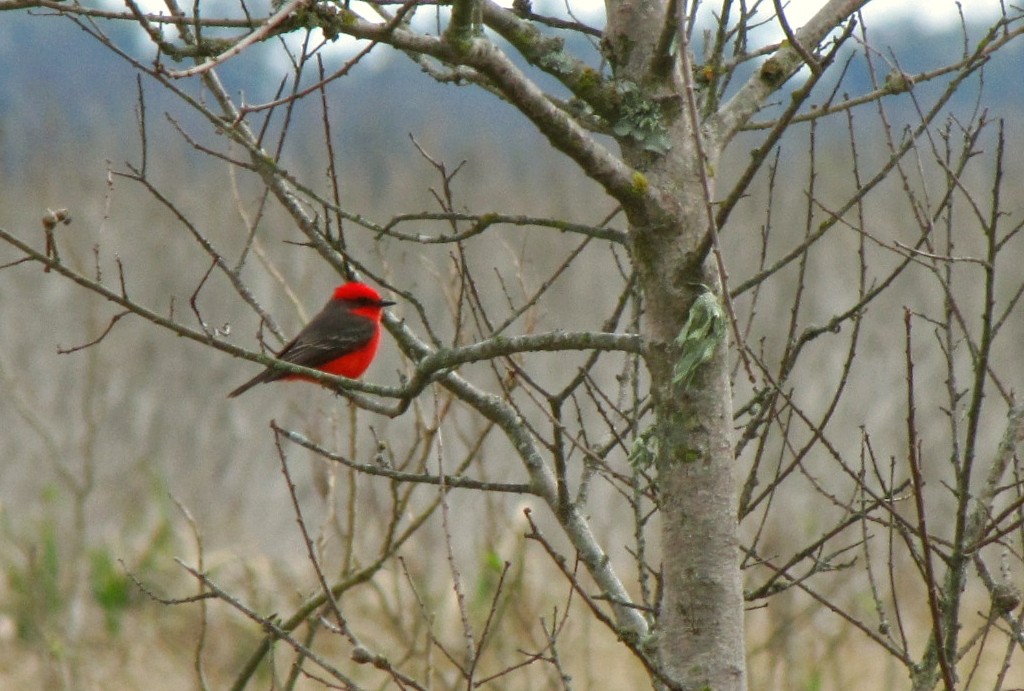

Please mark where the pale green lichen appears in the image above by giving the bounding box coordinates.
[672,286,726,387]
[612,82,671,154]
[537,51,576,76]
[630,171,649,197]
[759,56,786,85]
[576,66,601,90]
[628,426,657,471]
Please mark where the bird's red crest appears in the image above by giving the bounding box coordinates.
[333,282,382,302]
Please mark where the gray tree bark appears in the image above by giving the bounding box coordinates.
[603,1,869,687]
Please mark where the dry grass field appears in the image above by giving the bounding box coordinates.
[3,74,1024,689]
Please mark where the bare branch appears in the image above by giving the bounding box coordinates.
[714,0,869,144]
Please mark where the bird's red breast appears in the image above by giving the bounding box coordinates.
[227,281,394,397]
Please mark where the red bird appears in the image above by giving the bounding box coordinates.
[228,282,395,398]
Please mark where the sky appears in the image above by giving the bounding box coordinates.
[114,0,1006,34]
[100,0,1008,70]
[758,0,1002,31]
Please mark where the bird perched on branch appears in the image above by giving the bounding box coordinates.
[228,281,394,398]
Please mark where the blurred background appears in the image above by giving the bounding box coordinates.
[2,1,1024,688]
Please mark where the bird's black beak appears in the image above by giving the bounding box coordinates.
[379,299,397,307]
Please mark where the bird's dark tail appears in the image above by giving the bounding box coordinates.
[227,370,273,398]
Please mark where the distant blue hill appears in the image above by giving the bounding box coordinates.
[1,9,1021,175]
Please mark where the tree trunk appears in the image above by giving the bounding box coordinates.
[606,3,747,688]
[646,270,745,690]
[632,186,746,690]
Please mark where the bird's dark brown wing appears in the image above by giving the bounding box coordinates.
[276,299,376,370]
[227,299,376,398]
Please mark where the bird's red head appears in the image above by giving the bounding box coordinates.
[333,281,382,302]
[332,282,395,319]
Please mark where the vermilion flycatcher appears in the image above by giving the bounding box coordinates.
[228,282,394,398]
